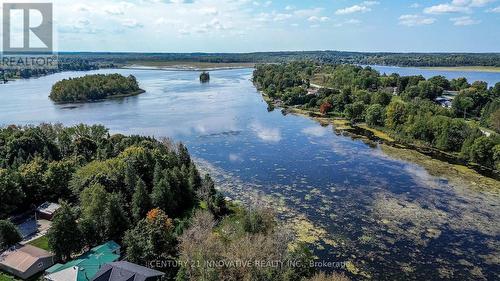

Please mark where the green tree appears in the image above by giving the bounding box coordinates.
[151,178,175,216]
[493,144,500,171]
[371,91,392,106]
[0,220,22,250]
[47,202,82,260]
[344,101,366,122]
[104,193,129,242]
[0,169,24,218]
[19,157,48,205]
[80,184,109,244]
[453,96,474,119]
[123,208,175,263]
[450,77,470,91]
[365,104,385,127]
[468,136,496,167]
[44,159,76,201]
[131,179,151,222]
[385,100,408,129]
[429,75,450,90]
[490,109,500,133]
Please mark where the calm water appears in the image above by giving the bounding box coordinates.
[0,68,499,281]
[370,65,500,87]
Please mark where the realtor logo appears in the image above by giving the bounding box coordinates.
[2,2,53,53]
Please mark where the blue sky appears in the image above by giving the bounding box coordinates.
[27,0,500,52]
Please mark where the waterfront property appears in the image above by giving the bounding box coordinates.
[45,241,120,281]
[91,261,164,281]
[0,244,55,279]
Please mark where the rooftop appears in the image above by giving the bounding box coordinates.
[37,202,61,215]
[45,241,120,281]
[0,244,53,272]
[92,261,164,281]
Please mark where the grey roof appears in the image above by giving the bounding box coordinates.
[91,261,164,281]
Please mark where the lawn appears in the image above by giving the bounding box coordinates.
[0,272,44,281]
[27,235,50,251]
[0,273,16,281]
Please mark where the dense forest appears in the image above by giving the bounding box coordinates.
[1,58,105,80]
[253,62,500,172]
[49,74,144,103]
[58,51,500,67]
[0,124,347,281]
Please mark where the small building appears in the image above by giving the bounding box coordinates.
[45,241,120,281]
[36,203,61,221]
[307,88,318,96]
[91,261,164,281]
[0,244,55,279]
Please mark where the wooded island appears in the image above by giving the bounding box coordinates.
[49,74,144,103]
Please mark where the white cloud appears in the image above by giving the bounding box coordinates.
[335,5,371,15]
[488,6,500,12]
[450,16,481,25]
[308,16,330,22]
[293,8,324,18]
[410,3,421,8]
[399,14,437,26]
[363,1,380,6]
[273,13,293,21]
[424,0,496,14]
[424,4,470,14]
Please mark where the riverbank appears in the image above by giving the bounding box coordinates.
[52,89,146,105]
[267,96,500,182]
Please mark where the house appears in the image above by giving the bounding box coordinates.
[36,202,61,221]
[91,261,164,281]
[0,244,55,279]
[45,241,120,281]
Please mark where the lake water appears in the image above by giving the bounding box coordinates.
[0,68,499,281]
[370,65,500,87]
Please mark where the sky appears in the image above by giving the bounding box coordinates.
[2,0,500,52]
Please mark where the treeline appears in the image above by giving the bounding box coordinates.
[253,62,500,171]
[55,51,500,67]
[0,124,348,280]
[1,58,101,80]
[49,74,143,103]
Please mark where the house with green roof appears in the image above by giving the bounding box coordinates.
[44,241,120,281]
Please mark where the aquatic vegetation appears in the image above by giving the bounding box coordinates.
[381,144,500,192]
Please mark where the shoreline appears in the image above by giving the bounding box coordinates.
[262,93,500,182]
[51,89,146,105]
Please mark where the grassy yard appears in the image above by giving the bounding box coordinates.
[0,273,17,281]
[27,235,50,251]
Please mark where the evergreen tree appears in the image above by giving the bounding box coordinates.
[104,193,129,242]
[178,143,191,167]
[131,179,151,222]
[151,178,175,216]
